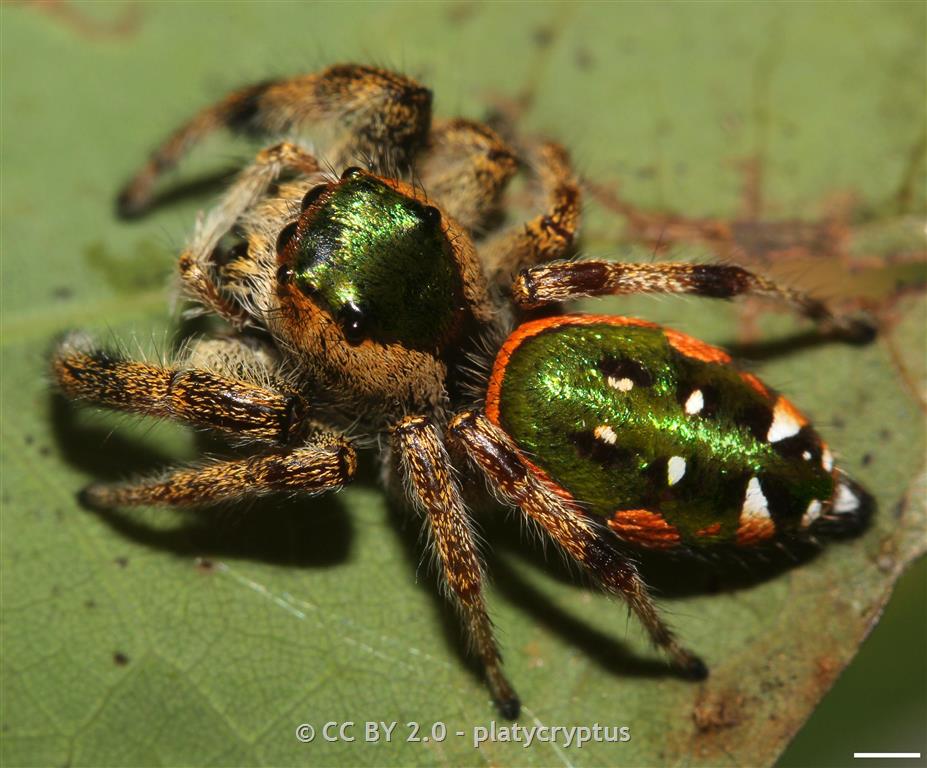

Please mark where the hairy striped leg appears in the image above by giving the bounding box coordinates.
[448,411,708,680]
[53,335,354,508]
[482,141,581,286]
[392,416,520,718]
[513,261,876,341]
[117,64,432,218]
[80,437,355,509]
[53,335,312,445]
[176,142,323,327]
[417,118,518,233]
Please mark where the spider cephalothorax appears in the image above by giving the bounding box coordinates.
[54,64,872,718]
[270,167,495,414]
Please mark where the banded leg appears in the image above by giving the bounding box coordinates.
[179,141,322,326]
[53,334,311,445]
[513,261,876,340]
[392,416,519,718]
[81,435,355,508]
[482,141,581,285]
[448,411,707,679]
[117,64,432,217]
[418,119,518,233]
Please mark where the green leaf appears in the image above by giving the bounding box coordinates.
[2,3,924,767]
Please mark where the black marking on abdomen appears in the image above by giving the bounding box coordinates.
[738,402,775,443]
[570,431,634,469]
[757,475,806,525]
[770,426,822,464]
[597,355,654,387]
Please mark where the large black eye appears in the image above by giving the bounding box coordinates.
[340,166,364,180]
[210,227,248,267]
[338,301,367,345]
[276,264,294,285]
[276,221,298,254]
[301,184,328,211]
[228,240,249,260]
[422,205,442,227]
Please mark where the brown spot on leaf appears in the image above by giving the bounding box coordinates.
[814,656,840,691]
[693,688,748,733]
[574,47,595,70]
[522,641,545,669]
[24,0,142,41]
[445,2,480,24]
[533,26,554,48]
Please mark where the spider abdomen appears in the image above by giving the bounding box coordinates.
[486,314,869,550]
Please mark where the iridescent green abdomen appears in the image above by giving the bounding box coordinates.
[487,315,840,549]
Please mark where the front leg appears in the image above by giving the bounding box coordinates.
[514,260,876,340]
[178,142,322,326]
[448,411,707,680]
[117,64,432,217]
[391,416,520,718]
[53,334,312,445]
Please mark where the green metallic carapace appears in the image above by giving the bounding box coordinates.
[491,317,835,547]
[293,172,460,348]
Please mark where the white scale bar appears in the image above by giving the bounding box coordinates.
[854,754,922,759]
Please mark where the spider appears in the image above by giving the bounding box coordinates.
[53,64,873,719]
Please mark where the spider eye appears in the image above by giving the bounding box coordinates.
[340,166,364,180]
[422,205,442,227]
[210,227,249,267]
[301,184,328,211]
[276,264,294,285]
[276,221,298,254]
[337,301,367,345]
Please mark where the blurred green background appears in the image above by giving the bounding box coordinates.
[2,2,924,766]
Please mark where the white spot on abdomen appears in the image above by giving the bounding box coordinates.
[767,400,802,443]
[594,424,618,445]
[833,481,860,513]
[741,477,770,520]
[802,499,822,527]
[608,376,634,392]
[736,476,776,545]
[822,447,834,473]
[684,389,704,415]
[667,456,686,486]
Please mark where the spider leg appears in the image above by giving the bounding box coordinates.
[178,142,322,327]
[117,64,432,217]
[81,434,355,509]
[216,178,314,318]
[512,260,876,340]
[392,416,520,718]
[448,411,708,680]
[482,141,581,287]
[53,334,312,445]
[417,119,518,233]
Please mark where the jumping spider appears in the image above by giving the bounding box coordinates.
[54,64,872,718]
